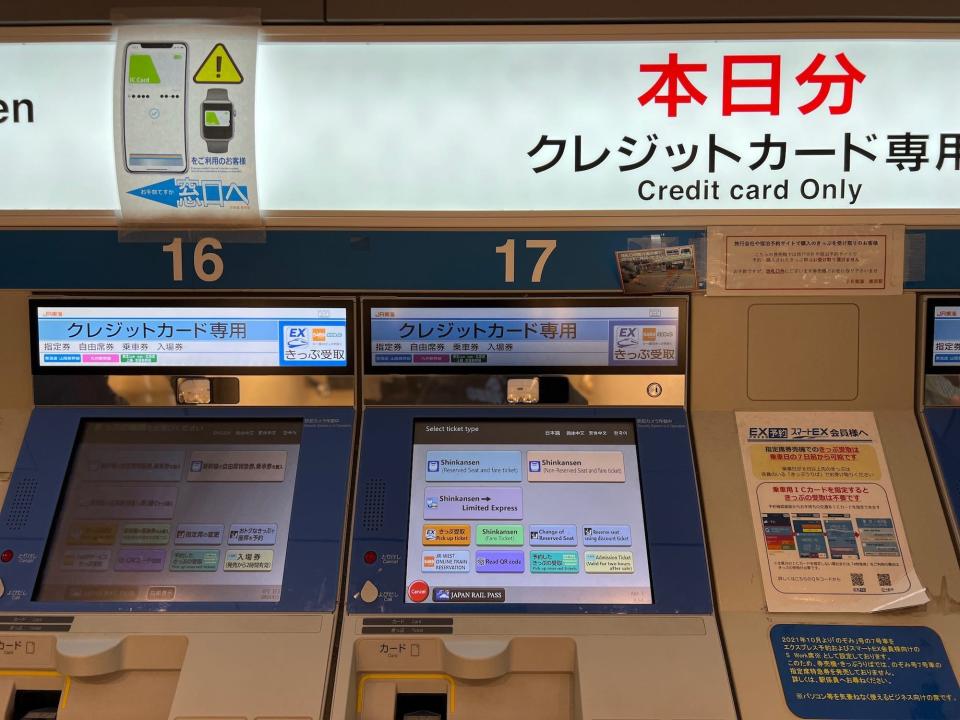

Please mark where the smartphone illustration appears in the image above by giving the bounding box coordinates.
[123,42,187,173]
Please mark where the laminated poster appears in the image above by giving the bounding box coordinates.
[736,411,927,612]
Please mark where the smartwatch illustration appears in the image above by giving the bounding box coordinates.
[201,88,234,153]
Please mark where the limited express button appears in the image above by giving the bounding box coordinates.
[433,587,505,603]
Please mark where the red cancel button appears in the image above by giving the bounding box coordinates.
[408,580,429,603]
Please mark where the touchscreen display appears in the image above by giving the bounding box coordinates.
[932,305,960,367]
[36,420,301,603]
[404,420,652,605]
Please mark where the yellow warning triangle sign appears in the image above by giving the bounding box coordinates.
[193,43,243,84]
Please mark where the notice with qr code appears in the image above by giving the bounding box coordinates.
[736,411,927,613]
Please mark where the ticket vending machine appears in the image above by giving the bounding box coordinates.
[0,298,355,720]
[329,297,736,720]
[920,297,960,554]
[0,293,34,509]
[691,291,960,720]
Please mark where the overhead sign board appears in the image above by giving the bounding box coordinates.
[2,36,960,212]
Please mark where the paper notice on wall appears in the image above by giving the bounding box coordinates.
[114,24,259,224]
[736,411,927,613]
[707,225,904,295]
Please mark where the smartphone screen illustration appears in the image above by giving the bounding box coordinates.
[123,42,187,173]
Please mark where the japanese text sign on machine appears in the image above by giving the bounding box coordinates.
[367,305,681,371]
[736,412,926,613]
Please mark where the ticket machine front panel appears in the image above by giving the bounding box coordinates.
[691,292,960,720]
[0,298,356,720]
[920,296,960,551]
[330,297,736,720]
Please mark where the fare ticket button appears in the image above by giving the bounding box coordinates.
[476,524,523,546]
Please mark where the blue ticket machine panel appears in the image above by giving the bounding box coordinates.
[0,298,355,720]
[923,297,960,546]
[328,297,736,720]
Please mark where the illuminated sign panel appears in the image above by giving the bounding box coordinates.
[2,38,960,211]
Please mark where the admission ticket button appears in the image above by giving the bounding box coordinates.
[475,550,524,573]
[422,524,471,546]
[584,551,635,574]
[223,549,273,572]
[408,580,430,602]
[528,524,577,547]
[476,524,523,546]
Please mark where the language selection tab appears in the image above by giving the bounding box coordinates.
[404,420,653,605]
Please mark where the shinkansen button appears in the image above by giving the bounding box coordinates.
[0,550,13,563]
[360,581,379,603]
[646,382,663,398]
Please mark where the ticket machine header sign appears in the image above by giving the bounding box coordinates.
[366,300,685,374]
[32,300,351,374]
[5,37,960,212]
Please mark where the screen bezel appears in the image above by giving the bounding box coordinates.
[363,296,687,376]
[0,405,353,613]
[346,406,714,616]
[30,297,355,376]
[401,418,654,608]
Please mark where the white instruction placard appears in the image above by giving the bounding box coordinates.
[708,226,903,295]
[736,411,927,612]
[114,25,258,223]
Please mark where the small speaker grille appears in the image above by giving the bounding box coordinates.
[360,477,386,532]
[5,478,38,531]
